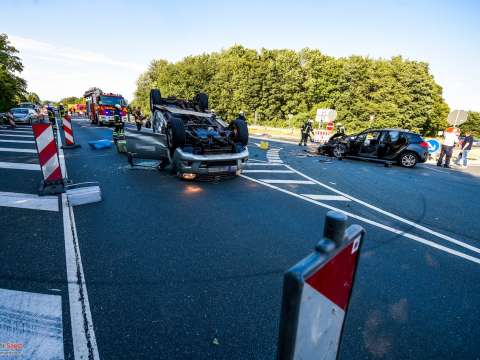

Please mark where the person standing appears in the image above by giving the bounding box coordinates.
[437,129,459,168]
[299,119,313,146]
[113,104,124,143]
[455,131,474,168]
[134,107,143,131]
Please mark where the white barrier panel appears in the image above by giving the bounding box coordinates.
[277,211,365,360]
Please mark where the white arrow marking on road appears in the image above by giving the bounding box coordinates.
[0,147,36,153]
[0,161,40,170]
[0,191,58,211]
[302,194,351,201]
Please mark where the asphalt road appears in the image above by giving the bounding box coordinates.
[1,119,479,359]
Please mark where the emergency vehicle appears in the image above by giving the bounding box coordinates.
[83,87,128,126]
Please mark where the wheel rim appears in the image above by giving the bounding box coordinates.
[333,145,344,158]
[402,153,416,167]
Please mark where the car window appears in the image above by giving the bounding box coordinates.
[403,132,422,143]
[388,131,400,142]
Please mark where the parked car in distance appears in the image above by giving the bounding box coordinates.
[9,107,38,124]
[318,128,429,168]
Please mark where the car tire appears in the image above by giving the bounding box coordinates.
[166,116,185,151]
[233,119,249,146]
[398,151,417,168]
[194,92,209,111]
[332,144,346,159]
[150,89,162,112]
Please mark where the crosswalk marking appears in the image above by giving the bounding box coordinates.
[0,191,59,211]
[0,129,33,134]
[0,147,36,153]
[0,139,35,144]
[246,162,284,166]
[0,161,40,171]
[0,133,34,138]
[301,194,351,201]
[243,169,294,174]
[260,179,315,185]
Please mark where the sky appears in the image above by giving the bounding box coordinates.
[1,0,479,110]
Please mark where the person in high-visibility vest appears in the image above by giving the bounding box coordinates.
[113,104,124,143]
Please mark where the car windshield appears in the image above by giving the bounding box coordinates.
[11,108,28,114]
[100,96,124,106]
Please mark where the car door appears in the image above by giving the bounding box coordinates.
[358,130,382,158]
[381,130,407,159]
[125,110,169,160]
[349,132,367,155]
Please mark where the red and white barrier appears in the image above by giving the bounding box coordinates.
[313,129,333,144]
[62,115,80,149]
[277,212,365,360]
[32,123,65,195]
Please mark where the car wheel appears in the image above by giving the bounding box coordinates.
[150,89,162,112]
[166,116,185,152]
[399,151,417,168]
[232,119,249,146]
[332,144,346,159]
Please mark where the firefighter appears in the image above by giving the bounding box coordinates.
[299,119,313,146]
[47,106,56,128]
[134,107,143,131]
[113,104,124,143]
[237,111,247,123]
[58,103,65,118]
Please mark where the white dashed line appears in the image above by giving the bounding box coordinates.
[301,194,351,201]
[0,161,40,170]
[0,147,36,153]
[260,179,315,185]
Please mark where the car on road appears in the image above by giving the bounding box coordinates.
[318,128,429,168]
[125,89,249,180]
[18,102,40,112]
[9,107,38,125]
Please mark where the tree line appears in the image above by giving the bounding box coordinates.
[132,45,464,136]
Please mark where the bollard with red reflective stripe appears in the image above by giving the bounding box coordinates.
[32,122,65,195]
[277,211,365,360]
[62,114,81,149]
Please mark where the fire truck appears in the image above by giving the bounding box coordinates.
[83,87,128,126]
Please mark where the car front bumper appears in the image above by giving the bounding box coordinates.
[172,148,249,175]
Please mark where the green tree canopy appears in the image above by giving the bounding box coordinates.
[133,45,452,135]
[0,33,27,111]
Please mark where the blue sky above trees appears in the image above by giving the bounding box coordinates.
[2,0,479,110]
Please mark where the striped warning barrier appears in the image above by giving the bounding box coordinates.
[277,211,365,360]
[62,115,80,149]
[32,123,65,195]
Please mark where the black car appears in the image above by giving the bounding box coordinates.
[318,128,429,168]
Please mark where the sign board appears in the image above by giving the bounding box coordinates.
[426,139,440,154]
[326,122,334,132]
[316,109,337,124]
[277,212,365,360]
[447,110,468,126]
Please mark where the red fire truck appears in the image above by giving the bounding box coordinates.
[83,87,128,126]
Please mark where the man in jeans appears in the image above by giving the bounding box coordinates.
[437,129,459,168]
[455,132,474,168]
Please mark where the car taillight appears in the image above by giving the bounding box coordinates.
[419,141,429,148]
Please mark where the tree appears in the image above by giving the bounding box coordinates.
[460,112,480,137]
[132,45,451,134]
[0,33,27,111]
[26,92,40,104]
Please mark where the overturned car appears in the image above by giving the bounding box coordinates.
[125,89,249,180]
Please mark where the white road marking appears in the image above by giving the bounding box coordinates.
[0,129,33,134]
[243,169,294,174]
[246,158,268,163]
[246,162,284,166]
[0,147,36,153]
[0,191,58,211]
[0,161,40,170]
[0,288,64,359]
[260,179,315,185]
[241,174,480,265]
[302,194,351,201]
[268,160,284,163]
[0,139,35,144]
[0,133,33,138]
[56,119,100,360]
[284,164,480,255]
